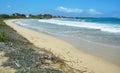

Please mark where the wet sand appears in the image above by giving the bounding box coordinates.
[58,35,120,66]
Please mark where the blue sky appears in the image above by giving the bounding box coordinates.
[0,0,119,17]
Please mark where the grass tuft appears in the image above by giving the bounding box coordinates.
[0,32,9,42]
[0,20,7,26]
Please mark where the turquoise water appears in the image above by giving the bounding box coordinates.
[14,18,120,65]
[70,17,120,24]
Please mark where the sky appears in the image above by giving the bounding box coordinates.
[0,0,120,17]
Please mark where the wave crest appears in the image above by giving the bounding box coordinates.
[38,19,120,33]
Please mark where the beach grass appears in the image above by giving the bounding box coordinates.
[0,19,7,26]
[0,20,9,42]
[0,32,9,42]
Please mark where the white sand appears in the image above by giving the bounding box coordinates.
[4,19,120,73]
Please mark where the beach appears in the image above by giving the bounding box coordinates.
[0,19,66,73]
[4,19,120,73]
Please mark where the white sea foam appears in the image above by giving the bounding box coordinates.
[14,21,28,26]
[38,19,120,33]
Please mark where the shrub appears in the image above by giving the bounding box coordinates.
[0,20,6,26]
[0,14,10,18]
[0,32,9,42]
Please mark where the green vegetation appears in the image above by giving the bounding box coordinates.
[0,13,26,19]
[0,32,9,42]
[0,20,6,26]
[0,20,9,42]
[29,14,52,19]
[0,13,66,19]
[0,14,10,19]
[10,13,26,18]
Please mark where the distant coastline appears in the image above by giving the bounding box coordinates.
[1,13,120,20]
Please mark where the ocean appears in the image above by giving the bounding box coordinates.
[14,18,120,66]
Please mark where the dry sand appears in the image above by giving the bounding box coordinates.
[4,19,120,73]
[0,50,16,73]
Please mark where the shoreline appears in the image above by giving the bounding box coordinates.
[59,35,120,66]
[4,19,120,73]
[14,19,120,66]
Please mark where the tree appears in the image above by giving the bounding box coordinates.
[29,14,37,18]
[0,14,10,18]
[37,14,43,19]
[11,13,26,18]
[43,14,52,19]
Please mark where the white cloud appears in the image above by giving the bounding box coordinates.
[56,6,103,15]
[88,9,102,15]
[57,6,83,13]
[7,5,11,9]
